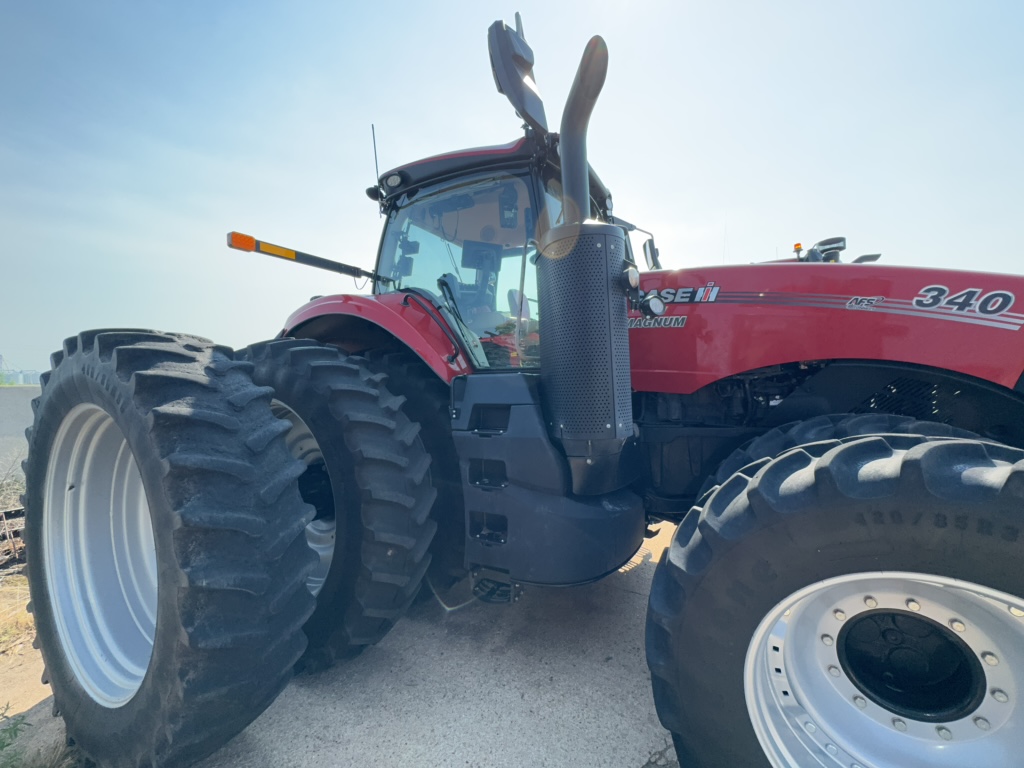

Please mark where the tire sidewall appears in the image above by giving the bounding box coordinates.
[246,352,361,643]
[663,452,1024,767]
[25,352,183,743]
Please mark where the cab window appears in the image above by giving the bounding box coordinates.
[376,171,542,368]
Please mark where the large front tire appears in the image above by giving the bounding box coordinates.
[647,433,1024,767]
[24,330,316,768]
[240,340,438,672]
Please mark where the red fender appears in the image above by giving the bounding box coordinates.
[282,293,471,383]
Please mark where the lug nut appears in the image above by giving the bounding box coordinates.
[974,717,991,731]
[804,722,817,734]
[906,599,921,612]
[949,619,966,632]
[936,727,952,741]
[825,744,838,756]
[834,609,847,621]
[854,696,867,709]
[828,665,841,678]
[982,652,1000,667]
[992,689,1010,703]
[821,634,834,646]
[864,596,878,608]
[892,718,907,732]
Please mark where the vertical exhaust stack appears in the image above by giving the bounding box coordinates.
[538,36,636,496]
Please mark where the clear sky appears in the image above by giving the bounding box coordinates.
[2,1,1022,372]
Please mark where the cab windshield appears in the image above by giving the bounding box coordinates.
[375,167,603,369]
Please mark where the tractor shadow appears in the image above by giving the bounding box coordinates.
[197,548,674,768]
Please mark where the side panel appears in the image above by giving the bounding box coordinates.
[630,263,1024,394]
[282,293,470,382]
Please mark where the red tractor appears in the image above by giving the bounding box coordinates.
[22,14,1024,768]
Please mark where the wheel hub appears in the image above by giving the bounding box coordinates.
[744,572,1024,768]
[837,609,986,722]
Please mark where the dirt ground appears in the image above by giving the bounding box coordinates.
[1,568,65,766]
[1,633,48,716]
[0,571,49,715]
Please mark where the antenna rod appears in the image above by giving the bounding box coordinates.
[371,124,381,217]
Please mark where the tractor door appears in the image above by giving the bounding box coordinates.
[375,169,545,369]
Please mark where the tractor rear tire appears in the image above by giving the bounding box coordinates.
[647,432,1024,768]
[240,340,438,672]
[363,349,466,594]
[23,330,316,768]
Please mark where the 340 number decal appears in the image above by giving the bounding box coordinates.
[913,286,1015,315]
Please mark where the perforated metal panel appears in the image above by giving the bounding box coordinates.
[537,223,632,443]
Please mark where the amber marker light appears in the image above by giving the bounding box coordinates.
[227,232,257,251]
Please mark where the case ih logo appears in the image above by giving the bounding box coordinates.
[646,282,720,304]
[847,296,885,310]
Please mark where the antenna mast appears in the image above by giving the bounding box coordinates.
[371,124,381,218]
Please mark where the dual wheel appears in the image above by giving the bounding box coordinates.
[24,333,437,767]
[647,415,1024,767]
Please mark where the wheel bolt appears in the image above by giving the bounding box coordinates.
[805,722,817,734]
[825,744,838,756]
[854,696,867,709]
[974,717,991,731]
[992,689,1009,703]
[864,596,878,608]
[906,599,921,611]
[828,665,841,678]
[821,634,834,646]
[1010,606,1024,618]
[834,609,847,621]
[982,652,1000,667]
[892,718,907,732]
[949,619,966,632]
[936,727,952,741]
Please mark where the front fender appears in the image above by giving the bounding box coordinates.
[282,293,471,383]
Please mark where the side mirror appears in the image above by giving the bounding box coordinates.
[642,238,662,270]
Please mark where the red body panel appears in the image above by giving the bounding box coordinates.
[284,264,1024,396]
[283,294,472,382]
[631,263,1024,394]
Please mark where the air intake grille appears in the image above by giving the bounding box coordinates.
[853,377,956,423]
[538,227,632,441]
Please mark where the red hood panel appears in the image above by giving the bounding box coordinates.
[630,263,1024,394]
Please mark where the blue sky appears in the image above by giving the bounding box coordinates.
[2,1,1022,371]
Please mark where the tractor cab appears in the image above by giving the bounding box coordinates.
[372,142,608,369]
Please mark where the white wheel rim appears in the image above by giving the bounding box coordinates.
[271,401,335,597]
[43,404,157,708]
[745,571,1024,768]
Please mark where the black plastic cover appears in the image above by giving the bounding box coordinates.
[488,15,548,136]
[451,372,645,585]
